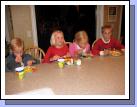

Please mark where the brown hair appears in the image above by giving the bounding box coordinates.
[10,37,24,51]
[74,31,88,44]
[101,25,112,33]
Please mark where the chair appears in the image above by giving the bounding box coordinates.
[65,42,72,47]
[92,39,98,48]
[25,47,45,63]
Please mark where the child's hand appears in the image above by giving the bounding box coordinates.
[15,55,22,63]
[77,49,83,54]
[50,55,61,61]
[82,52,88,56]
[104,49,110,55]
[74,49,83,57]
[121,49,125,52]
[63,53,71,58]
[27,60,34,66]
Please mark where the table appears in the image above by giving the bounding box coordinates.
[5,55,125,95]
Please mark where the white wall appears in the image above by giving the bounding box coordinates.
[96,5,104,39]
[10,5,38,49]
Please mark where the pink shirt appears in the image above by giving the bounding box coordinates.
[69,42,90,57]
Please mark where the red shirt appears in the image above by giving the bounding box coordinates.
[91,37,125,55]
[43,45,69,63]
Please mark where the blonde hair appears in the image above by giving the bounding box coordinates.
[74,31,88,44]
[101,25,112,33]
[50,30,65,46]
[10,37,24,51]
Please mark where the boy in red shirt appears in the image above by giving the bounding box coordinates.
[91,25,125,56]
[42,30,69,63]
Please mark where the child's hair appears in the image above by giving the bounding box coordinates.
[74,31,88,44]
[10,37,24,51]
[101,25,112,33]
[50,30,65,46]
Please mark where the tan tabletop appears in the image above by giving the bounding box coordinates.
[5,55,125,95]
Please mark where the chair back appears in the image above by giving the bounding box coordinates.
[65,42,72,47]
[25,47,45,63]
[92,39,98,48]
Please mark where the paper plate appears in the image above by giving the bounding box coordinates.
[57,58,65,62]
[15,66,24,72]
[110,51,122,57]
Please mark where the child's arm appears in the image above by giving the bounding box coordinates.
[42,47,53,63]
[23,54,40,66]
[113,38,125,50]
[5,54,21,71]
[91,40,101,56]
[69,43,77,57]
[62,45,71,58]
[82,43,91,56]
[50,55,61,61]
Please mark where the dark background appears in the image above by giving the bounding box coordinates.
[121,6,125,45]
[35,5,125,52]
[35,5,96,52]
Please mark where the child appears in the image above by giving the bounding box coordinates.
[69,31,91,58]
[42,30,69,63]
[91,25,125,56]
[6,37,39,71]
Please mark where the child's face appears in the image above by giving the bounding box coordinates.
[13,48,23,57]
[55,34,64,47]
[102,28,112,42]
[78,41,87,49]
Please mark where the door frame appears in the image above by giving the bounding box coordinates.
[96,5,104,39]
[30,5,38,47]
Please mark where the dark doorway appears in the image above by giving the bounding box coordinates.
[120,5,125,45]
[35,5,96,52]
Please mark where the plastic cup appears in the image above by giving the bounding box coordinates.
[18,71,25,80]
[74,59,81,66]
[15,66,25,80]
[58,62,64,68]
[76,59,81,65]
[57,59,65,68]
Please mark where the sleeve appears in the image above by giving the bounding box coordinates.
[23,54,40,65]
[65,45,69,53]
[69,43,76,57]
[5,56,13,72]
[113,38,125,50]
[23,54,33,66]
[91,40,101,56]
[86,43,90,53]
[5,55,20,72]
[42,47,52,63]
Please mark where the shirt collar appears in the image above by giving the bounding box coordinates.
[101,37,110,44]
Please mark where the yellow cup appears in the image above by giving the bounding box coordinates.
[18,71,25,80]
[58,62,64,68]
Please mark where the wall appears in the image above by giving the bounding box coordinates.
[5,6,14,43]
[96,5,104,39]
[10,5,34,49]
[104,5,122,40]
